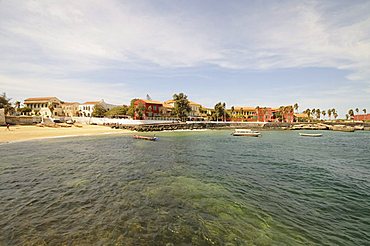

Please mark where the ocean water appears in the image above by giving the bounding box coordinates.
[0,130,369,245]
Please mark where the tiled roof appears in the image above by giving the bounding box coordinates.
[62,102,80,105]
[233,106,256,111]
[24,97,58,102]
[137,99,163,105]
[82,101,101,105]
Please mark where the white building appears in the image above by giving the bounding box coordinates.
[78,100,117,117]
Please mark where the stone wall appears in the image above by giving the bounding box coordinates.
[5,116,42,125]
[0,109,5,126]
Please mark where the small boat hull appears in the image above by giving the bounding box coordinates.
[232,129,261,137]
[299,133,322,137]
[133,135,158,141]
[232,133,261,137]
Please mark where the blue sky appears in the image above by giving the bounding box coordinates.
[0,0,369,116]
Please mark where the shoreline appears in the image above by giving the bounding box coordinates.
[0,125,134,144]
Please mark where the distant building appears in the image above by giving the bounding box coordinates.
[78,100,116,117]
[294,113,309,122]
[353,114,370,121]
[62,102,80,117]
[164,99,204,120]
[133,99,163,120]
[24,97,64,117]
[230,105,294,123]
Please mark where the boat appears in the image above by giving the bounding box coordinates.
[232,129,261,137]
[133,135,158,141]
[299,133,323,137]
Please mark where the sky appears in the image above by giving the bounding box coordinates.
[0,0,369,116]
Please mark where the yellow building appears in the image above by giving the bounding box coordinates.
[62,102,80,117]
[24,97,64,117]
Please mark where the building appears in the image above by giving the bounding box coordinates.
[61,102,80,117]
[353,114,370,121]
[78,100,116,117]
[230,106,257,121]
[24,97,64,117]
[164,99,204,120]
[133,99,163,120]
[230,105,294,123]
[294,113,309,122]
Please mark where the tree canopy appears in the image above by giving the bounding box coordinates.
[173,93,191,121]
[214,102,226,121]
[0,93,14,115]
[92,104,107,117]
[105,106,128,118]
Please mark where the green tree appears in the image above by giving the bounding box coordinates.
[0,93,14,115]
[214,102,226,121]
[294,103,299,113]
[315,109,321,119]
[173,93,191,121]
[334,112,338,120]
[322,110,326,119]
[92,104,107,117]
[363,108,367,114]
[127,99,139,118]
[327,109,332,120]
[135,102,145,120]
[311,108,316,119]
[105,106,128,118]
[17,107,32,115]
[348,109,354,120]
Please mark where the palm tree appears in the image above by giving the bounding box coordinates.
[315,109,321,120]
[346,114,349,120]
[294,103,299,113]
[348,109,354,121]
[327,109,332,120]
[355,108,359,115]
[334,112,338,120]
[311,108,316,119]
[322,110,326,120]
[305,109,311,121]
[363,109,367,114]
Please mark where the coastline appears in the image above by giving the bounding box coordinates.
[0,125,134,144]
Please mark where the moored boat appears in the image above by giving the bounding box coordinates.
[299,133,323,137]
[232,129,261,137]
[133,135,158,141]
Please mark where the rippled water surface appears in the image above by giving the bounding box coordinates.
[1,130,369,245]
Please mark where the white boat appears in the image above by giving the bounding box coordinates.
[232,129,261,137]
[299,133,323,137]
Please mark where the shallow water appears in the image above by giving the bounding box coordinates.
[0,130,369,245]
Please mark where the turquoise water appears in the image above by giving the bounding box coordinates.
[0,130,369,245]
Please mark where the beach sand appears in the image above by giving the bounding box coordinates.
[0,125,133,143]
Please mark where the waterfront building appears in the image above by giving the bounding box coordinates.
[78,100,116,117]
[353,114,370,121]
[230,105,294,123]
[24,97,64,117]
[61,102,80,117]
[133,99,163,120]
[164,99,204,120]
[294,113,309,122]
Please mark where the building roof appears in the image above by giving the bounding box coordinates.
[82,101,101,105]
[294,113,309,118]
[24,97,59,103]
[62,102,80,105]
[233,106,256,111]
[137,99,163,105]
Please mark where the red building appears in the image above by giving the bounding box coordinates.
[231,106,294,123]
[353,114,370,121]
[133,99,163,120]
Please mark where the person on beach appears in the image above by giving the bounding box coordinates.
[6,123,10,131]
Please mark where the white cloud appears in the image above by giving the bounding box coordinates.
[0,0,369,109]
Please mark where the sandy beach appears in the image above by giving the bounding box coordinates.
[0,125,133,143]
